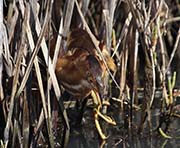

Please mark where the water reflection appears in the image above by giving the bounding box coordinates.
[67,107,180,148]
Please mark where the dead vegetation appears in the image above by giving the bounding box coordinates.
[0,0,179,147]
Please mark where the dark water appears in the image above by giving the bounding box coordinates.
[67,104,180,148]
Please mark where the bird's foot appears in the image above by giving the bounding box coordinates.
[91,90,116,140]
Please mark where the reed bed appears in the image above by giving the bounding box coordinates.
[0,0,179,147]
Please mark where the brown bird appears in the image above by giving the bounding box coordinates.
[55,28,116,139]
[56,49,104,98]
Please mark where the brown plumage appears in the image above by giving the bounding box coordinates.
[55,28,116,99]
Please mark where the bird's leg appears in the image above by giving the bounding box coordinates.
[91,90,116,139]
[75,98,88,124]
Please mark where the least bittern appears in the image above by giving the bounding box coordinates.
[55,28,116,139]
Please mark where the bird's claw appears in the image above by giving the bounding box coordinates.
[91,90,116,139]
